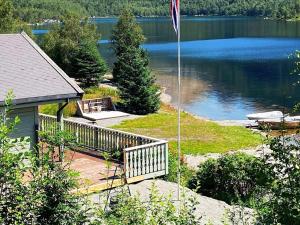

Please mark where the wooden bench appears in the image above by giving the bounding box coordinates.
[79,97,116,114]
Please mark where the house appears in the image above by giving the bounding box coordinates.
[0,32,168,192]
[0,32,84,149]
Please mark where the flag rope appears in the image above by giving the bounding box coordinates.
[177,0,181,203]
[170,0,181,204]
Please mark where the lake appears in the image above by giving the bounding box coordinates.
[34,17,300,120]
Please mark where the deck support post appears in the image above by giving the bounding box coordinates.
[57,101,68,162]
[94,128,99,150]
[34,106,40,157]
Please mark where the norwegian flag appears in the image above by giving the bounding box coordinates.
[170,0,179,34]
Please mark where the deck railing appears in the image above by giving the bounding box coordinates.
[39,114,168,181]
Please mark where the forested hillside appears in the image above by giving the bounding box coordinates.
[13,0,300,22]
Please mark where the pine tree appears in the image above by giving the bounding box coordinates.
[72,41,107,87]
[111,9,160,115]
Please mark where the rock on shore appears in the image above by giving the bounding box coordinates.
[128,180,256,225]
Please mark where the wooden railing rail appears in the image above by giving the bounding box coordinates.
[39,114,168,181]
[39,114,159,151]
[124,141,168,179]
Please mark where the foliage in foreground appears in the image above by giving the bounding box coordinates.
[112,9,160,115]
[113,104,262,155]
[94,184,201,225]
[41,13,107,87]
[0,94,90,224]
[255,137,300,225]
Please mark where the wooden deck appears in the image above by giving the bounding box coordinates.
[62,149,125,193]
[39,114,169,192]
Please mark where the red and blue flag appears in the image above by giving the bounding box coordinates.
[170,0,179,34]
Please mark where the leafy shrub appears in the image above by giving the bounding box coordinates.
[93,183,201,225]
[188,153,271,205]
[0,93,34,224]
[0,95,91,224]
[255,137,300,225]
[164,150,194,187]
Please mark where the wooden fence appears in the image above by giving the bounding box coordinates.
[39,114,168,181]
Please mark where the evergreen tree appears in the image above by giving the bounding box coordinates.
[112,9,160,115]
[72,40,107,87]
[42,14,107,87]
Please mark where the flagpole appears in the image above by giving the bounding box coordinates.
[177,0,181,202]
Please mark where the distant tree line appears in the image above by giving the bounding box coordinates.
[12,0,300,23]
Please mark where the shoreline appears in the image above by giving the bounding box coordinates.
[101,77,256,127]
[160,86,256,127]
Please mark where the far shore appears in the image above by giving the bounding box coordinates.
[28,14,299,26]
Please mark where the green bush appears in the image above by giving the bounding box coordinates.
[164,151,194,187]
[93,184,201,225]
[188,153,271,205]
[0,93,90,224]
[255,137,300,225]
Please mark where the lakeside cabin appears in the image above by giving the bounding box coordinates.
[0,32,168,192]
[0,32,84,149]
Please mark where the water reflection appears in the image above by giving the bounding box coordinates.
[33,17,300,120]
[155,71,211,105]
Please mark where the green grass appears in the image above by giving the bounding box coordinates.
[112,105,263,155]
[39,86,119,117]
[83,86,119,101]
[40,86,262,155]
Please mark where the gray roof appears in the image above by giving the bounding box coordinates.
[0,32,84,106]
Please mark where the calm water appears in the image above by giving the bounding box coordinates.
[34,17,300,120]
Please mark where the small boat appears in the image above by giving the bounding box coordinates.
[247,111,283,120]
[257,116,300,130]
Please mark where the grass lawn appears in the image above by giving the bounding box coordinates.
[112,104,263,155]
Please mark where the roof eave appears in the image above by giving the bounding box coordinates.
[0,93,83,108]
